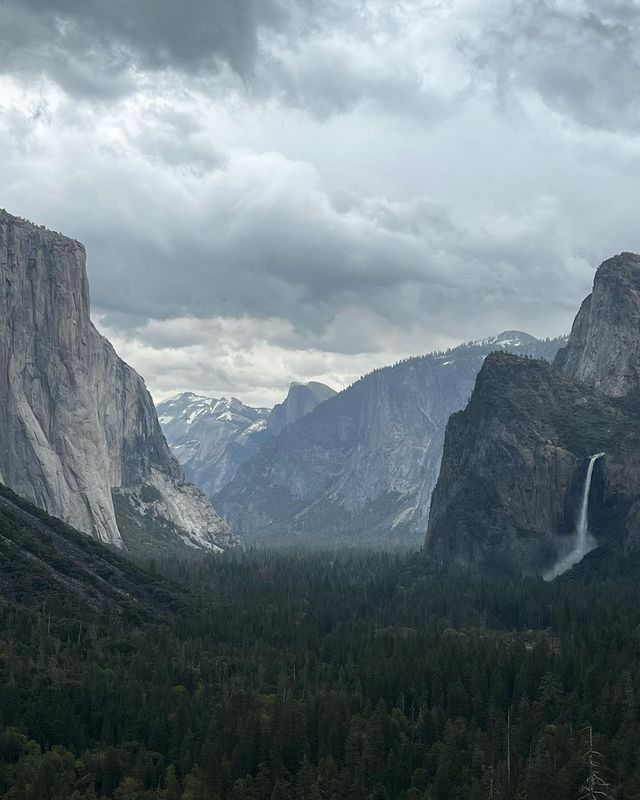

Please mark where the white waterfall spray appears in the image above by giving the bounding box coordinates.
[544,452,605,580]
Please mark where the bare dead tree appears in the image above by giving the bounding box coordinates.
[579,726,612,800]
[507,705,512,792]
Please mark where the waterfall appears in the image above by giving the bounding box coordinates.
[544,452,605,580]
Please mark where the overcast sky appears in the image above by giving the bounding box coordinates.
[2,0,640,406]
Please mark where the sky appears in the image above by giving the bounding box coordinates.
[2,0,640,407]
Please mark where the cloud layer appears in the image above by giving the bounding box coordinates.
[1,0,639,405]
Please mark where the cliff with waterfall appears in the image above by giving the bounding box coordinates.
[425,253,640,576]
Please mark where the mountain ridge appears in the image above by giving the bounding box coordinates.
[157,381,335,497]
[215,332,566,543]
[157,392,272,496]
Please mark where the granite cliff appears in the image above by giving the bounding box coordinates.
[267,382,337,436]
[216,333,565,543]
[425,253,640,575]
[0,210,236,552]
[556,253,640,396]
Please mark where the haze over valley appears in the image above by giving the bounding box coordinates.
[2,2,640,798]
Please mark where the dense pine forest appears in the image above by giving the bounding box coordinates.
[2,512,640,800]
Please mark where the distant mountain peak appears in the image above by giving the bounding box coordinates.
[473,330,539,348]
[157,393,273,497]
[216,334,566,544]
[290,380,334,390]
[267,381,337,436]
[158,382,337,497]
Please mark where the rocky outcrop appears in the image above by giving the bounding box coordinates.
[425,253,640,575]
[555,253,640,396]
[216,333,565,543]
[267,382,336,436]
[157,393,272,496]
[0,210,236,551]
[425,353,640,574]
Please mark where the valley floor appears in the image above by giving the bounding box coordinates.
[1,543,639,799]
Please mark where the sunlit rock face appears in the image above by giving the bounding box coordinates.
[0,210,236,552]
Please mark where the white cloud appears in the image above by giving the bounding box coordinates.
[95,312,415,407]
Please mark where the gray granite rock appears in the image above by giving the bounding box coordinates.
[556,252,640,397]
[425,253,640,574]
[216,332,565,543]
[0,210,236,551]
[267,382,336,436]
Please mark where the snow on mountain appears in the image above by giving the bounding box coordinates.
[157,382,335,498]
[471,330,543,349]
[156,393,272,497]
[216,333,568,544]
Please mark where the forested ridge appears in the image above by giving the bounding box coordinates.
[1,505,640,799]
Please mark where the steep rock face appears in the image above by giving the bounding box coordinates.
[157,393,271,496]
[267,382,337,436]
[426,253,640,574]
[216,333,565,543]
[425,353,640,574]
[555,253,640,396]
[0,210,235,551]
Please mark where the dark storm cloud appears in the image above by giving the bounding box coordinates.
[470,0,640,131]
[3,0,640,403]
[68,157,584,346]
[0,0,454,120]
[3,0,640,128]
[0,0,291,94]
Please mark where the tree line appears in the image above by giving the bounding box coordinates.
[0,546,637,798]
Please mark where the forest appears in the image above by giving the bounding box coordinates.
[2,531,640,799]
